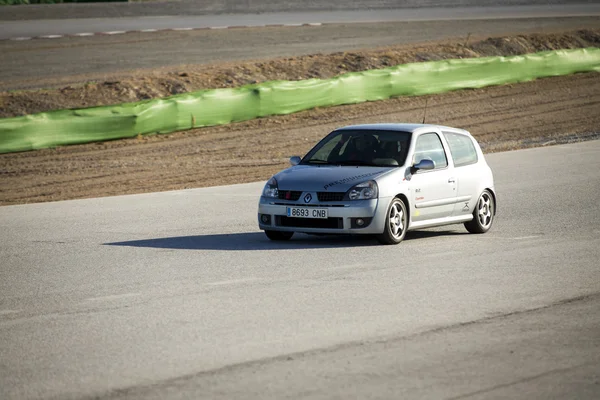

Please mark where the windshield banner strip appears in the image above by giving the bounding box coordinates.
[324,171,385,190]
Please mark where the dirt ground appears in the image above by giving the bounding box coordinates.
[1,30,599,205]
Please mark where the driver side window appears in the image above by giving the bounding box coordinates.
[413,133,448,169]
[312,135,344,162]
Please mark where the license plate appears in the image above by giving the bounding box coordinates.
[286,207,328,219]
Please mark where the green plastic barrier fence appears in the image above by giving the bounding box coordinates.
[1,48,599,153]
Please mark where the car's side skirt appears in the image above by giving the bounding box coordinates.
[415,195,472,209]
[414,197,455,209]
[408,214,473,230]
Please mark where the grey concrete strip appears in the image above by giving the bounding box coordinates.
[1,140,599,399]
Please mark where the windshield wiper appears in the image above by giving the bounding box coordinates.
[304,159,332,164]
[335,160,379,167]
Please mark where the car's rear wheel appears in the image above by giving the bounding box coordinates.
[376,198,408,245]
[264,230,294,241]
[464,190,495,234]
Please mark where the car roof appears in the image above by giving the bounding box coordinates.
[334,123,471,135]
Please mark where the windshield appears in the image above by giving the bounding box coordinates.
[301,129,412,167]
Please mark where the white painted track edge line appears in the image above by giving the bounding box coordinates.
[1,22,325,41]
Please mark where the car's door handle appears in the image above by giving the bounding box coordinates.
[448,178,456,183]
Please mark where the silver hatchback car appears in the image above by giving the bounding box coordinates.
[258,124,496,244]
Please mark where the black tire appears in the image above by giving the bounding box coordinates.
[376,198,408,245]
[264,230,294,241]
[464,189,495,234]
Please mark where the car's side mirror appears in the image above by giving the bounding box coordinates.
[290,156,301,166]
[410,159,434,174]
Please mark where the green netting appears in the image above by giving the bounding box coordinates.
[1,48,599,153]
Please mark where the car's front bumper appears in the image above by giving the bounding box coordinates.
[257,196,391,235]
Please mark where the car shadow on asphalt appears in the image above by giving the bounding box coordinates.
[104,230,465,251]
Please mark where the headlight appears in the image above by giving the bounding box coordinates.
[262,177,279,198]
[346,180,378,200]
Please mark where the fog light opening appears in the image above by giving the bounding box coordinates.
[356,218,365,226]
[261,214,271,224]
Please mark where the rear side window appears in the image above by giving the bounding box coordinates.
[443,132,478,167]
[413,133,448,169]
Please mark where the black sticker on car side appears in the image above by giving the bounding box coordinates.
[323,170,385,190]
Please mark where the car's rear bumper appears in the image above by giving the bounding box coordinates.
[257,196,391,235]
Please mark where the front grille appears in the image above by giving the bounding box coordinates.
[278,191,302,201]
[317,192,345,202]
[276,216,343,229]
[272,203,345,207]
[278,191,345,202]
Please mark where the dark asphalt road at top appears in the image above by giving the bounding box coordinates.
[1,15,599,92]
[2,4,600,40]
[0,0,596,20]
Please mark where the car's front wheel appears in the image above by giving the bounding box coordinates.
[376,198,408,245]
[264,230,294,241]
[464,189,495,233]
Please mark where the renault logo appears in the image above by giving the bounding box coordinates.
[304,193,312,203]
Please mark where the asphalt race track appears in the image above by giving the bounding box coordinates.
[2,4,600,40]
[1,141,599,399]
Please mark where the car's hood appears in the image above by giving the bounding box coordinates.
[274,165,393,192]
